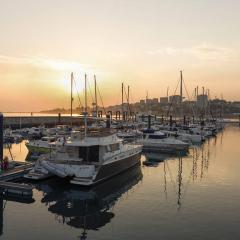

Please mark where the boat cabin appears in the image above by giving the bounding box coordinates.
[53,133,122,164]
[142,130,168,140]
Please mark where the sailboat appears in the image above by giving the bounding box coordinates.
[25,74,143,186]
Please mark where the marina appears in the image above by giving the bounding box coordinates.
[0,125,239,239]
[1,1,240,239]
[0,71,239,239]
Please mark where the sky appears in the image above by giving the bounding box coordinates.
[1,0,240,111]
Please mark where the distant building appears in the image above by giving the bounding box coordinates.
[139,99,145,104]
[169,95,182,104]
[145,98,159,105]
[160,97,168,104]
[146,99,152,104]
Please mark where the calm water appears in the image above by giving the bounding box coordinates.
[1,126,240,240]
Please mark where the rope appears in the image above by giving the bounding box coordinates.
[183,78,196,118]
[166,77,181,117]
[73,76,83,109]
[97,84,106,115]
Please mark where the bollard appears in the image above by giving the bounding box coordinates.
[58,113,61,124]
[107,111,112,121]
[115,111,120,120]
[106,115,111,128]
[183,115,186,125]
[0,113,3,163]
[98,110,103,118]
[170,115,173,130]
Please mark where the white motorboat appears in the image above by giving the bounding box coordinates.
[25,136,57,154]
[140,129,189,153]
[162,130,203,144]
[25,129,142,186]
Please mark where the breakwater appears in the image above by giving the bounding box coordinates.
[3,116,96,129]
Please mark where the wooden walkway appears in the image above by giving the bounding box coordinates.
[0,162,33,181]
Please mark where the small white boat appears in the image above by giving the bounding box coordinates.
[162,130,203,144]
[25,136,56,154]
[140,130,189,153]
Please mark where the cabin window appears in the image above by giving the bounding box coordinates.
[67,146,76,158]
[79,145,99,162]
[109,143,120,151]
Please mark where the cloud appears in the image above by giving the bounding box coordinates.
[146,43,239,61]
[0,54,91,72]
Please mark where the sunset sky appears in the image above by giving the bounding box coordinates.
[1,0,240,111]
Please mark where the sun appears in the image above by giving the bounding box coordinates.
[58,74,85,95]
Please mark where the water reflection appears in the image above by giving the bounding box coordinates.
[35,165,143,239]
[0,196,34,237]
[3,140,28,162]
[1,127,240,239]
[142,150,189,167]
[160,139,214,210]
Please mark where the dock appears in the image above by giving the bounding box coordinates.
[0,181,33,198]
[0,114,34,200]
[0,162,33,182]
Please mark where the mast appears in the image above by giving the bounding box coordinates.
[146,90,149,113]
[121,82,124,120]
[180,70,183,102]
[221,94,224,120]
[177,157,183,209]
[128,85,130,120]
[84,74,87,137]
[180,70,183,122]
[94,75,98,118]
[70,72,73,126]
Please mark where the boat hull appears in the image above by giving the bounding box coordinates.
[94,153,141,183]
[71,152,142,186]
[26,145,50,154]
